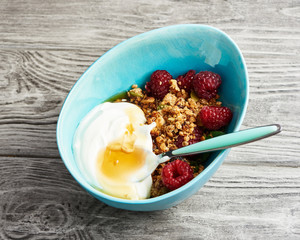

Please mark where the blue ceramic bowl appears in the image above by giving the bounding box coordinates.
[56,24,249,211]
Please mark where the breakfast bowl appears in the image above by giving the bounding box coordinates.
[56,24,249,211]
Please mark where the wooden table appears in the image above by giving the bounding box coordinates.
[1,1,299,239]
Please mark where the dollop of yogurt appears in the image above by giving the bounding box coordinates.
[73,102,156,200]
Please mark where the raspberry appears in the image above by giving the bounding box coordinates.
[175,127,203,148]
[198,106,233,130]
[189,126,203,145]
[176,70,196,93]
[161,159,194,190]
[145,70,172,100]
[192,71,222,100]
[175,135,185,148]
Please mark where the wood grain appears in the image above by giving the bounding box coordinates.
[0,157,299,239]
[0,0,300,239]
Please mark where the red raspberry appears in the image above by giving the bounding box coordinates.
[189,126,203,145]
[161,159,194,190]
[192,71,222,100]
[176,70,196,93]
[175,127,203,148]
[198,106,233,130]
[145,70,172,100]
[175,135,185,148]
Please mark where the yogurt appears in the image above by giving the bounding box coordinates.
[73,102,156,200]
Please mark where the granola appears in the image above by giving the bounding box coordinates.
[116,79,223,197]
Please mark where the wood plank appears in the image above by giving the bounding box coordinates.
[0,48,299,166]
[0,156,299,239]
[0,49,97,158]
[0,1,299,50]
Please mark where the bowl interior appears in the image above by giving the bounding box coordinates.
[57,24,248,210]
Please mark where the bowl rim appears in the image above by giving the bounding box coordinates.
[56,24,249,205]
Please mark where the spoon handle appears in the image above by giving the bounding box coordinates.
[160,124,281,161]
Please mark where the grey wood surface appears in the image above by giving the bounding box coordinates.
[1,0,300,239]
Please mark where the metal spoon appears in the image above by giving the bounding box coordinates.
[134,124,281,182]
